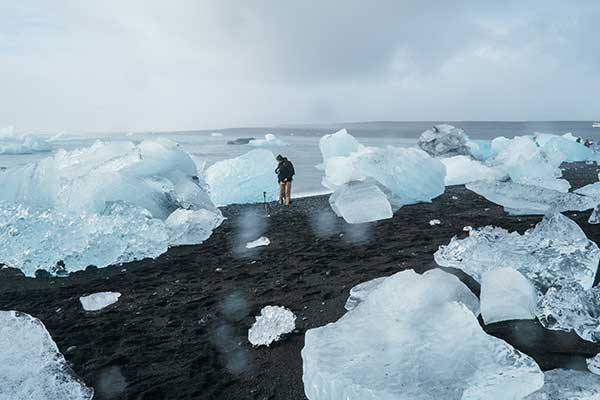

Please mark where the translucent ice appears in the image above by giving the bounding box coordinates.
[435,213,600,291]
[248,305,296,347]
[206,149,279,206]
[524,369,600,399]
[0,126,51,154]
[249,133,286,147]
[537,282,600,342]
[318,128,364,162]
[441,155,501,185]
[245,236,270,249]
[534,133,595,163]
[344,276,387,311]
[480,267,538,324]
[418,124,472,157]
[80,292,121,311]
[466,180,597,215]
[587,353,600,375]
[302,269,541,400]
[165,208,225,246]
[329,182,392,224]
[0,311,94,400]
[589,205,600,224]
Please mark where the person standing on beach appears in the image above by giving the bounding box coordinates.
[275,154,295,206]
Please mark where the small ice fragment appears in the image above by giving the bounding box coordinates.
[79,292,121,311]
[452,195,459,200]
[0,311,94,400]
[429,219,441,226]
[463,226,473,231]
[248,305,296,347]
[245,237,270,249]
[480,267,537,324]
[587,353,600,375]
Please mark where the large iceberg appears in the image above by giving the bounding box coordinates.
[418,124,472,157]
[0,126,51,155]
[248,305,296,347]
[205,149,279,206]
[329,182,392,224]
[302,269,542,400]
[480,267,538,325]
[318,128,363,162]
[466,180,597,215]
[434,213,600,291]
[0,311,94,400]
[537,282,600,342]
[441,155,501,186]
[525,369,600,399]
[0,139,223,276]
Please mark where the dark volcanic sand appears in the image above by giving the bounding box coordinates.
[2,163,600,400]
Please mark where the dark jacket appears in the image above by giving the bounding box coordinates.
[276,159,295,183]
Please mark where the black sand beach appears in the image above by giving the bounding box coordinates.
[2,163,600,400]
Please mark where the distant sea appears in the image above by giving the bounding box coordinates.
[2,121,599,196]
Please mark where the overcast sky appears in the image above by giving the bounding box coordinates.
[1,1,599,133]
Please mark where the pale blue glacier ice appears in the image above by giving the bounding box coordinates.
[466,180,597,215]
[329,182,392,224]
[538,282,600,342]
[318,128,364,162]
[587,353,600,375]
[343,276,387,311]
[589,205,600,224]
[248,306,296,347]
[80,292,121,311]
[434,213,600,291]
[417,124,472,157]
[206,149,279,206]
[441,155,502,186]
[249,133,287,147]
[575,181,600,198]
[524,369,600,399]
[534,133,596,163]
[302,269,541,400]
[0,126,51,154]
[480,267,538,324]
[0,311,94,400]
[0,139,223,276]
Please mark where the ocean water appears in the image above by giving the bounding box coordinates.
[2,121,599,196]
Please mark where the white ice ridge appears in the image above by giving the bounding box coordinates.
[480,267,538,324]
[206,149,279,206]
[418,124,472,157]
[537,282,600,342]
[524,369,600,399]
[0,126,51,154]
[80,292,121,311]
[466,180,598,215]
[329,181,392,224]
[245,236,270,249]
[302,269,541,400]
[0,139,223,276]
[248,305,296,347]
[434,213,600,291]
[249,133,286,147]
[0,311,94,400]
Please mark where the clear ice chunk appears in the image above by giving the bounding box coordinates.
[434,213,600,291]
[418,124,472,157]
[329,182,392,224]
[441,155,501,185]
[0,311,94,400]
[80,292,121,311]
[319,128,364,162]
[524,369,600,399]
[165,208,225,246]
[480,267,538,324]
[245,236,270,249]
[302,269,541,400]
[248,305,296,347]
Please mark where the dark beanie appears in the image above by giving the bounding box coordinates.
[276,154,284,161]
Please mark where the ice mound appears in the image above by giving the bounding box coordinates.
[302,269,541,400]
[344,276,386,311]
[418,124,472,157]
[534,133,595,163]
[248,305,296,347]
[524,369,600,399]
[80,292,121,311]
[434,213,600,291]
[480,267,538,324]
[165,208,225,246]
[245,236,270,249]
[329,182,392,224]
[0,311,94,400]
[206,149,278,206]
[441,155,501,185]
[588,353,600,375]
[466,180,597,215]
[537,282,600,342]
[0,126,51,154]
[249,133,286,147]
[318,128,363,162]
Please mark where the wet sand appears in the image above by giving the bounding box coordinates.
[2,163,600,400]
